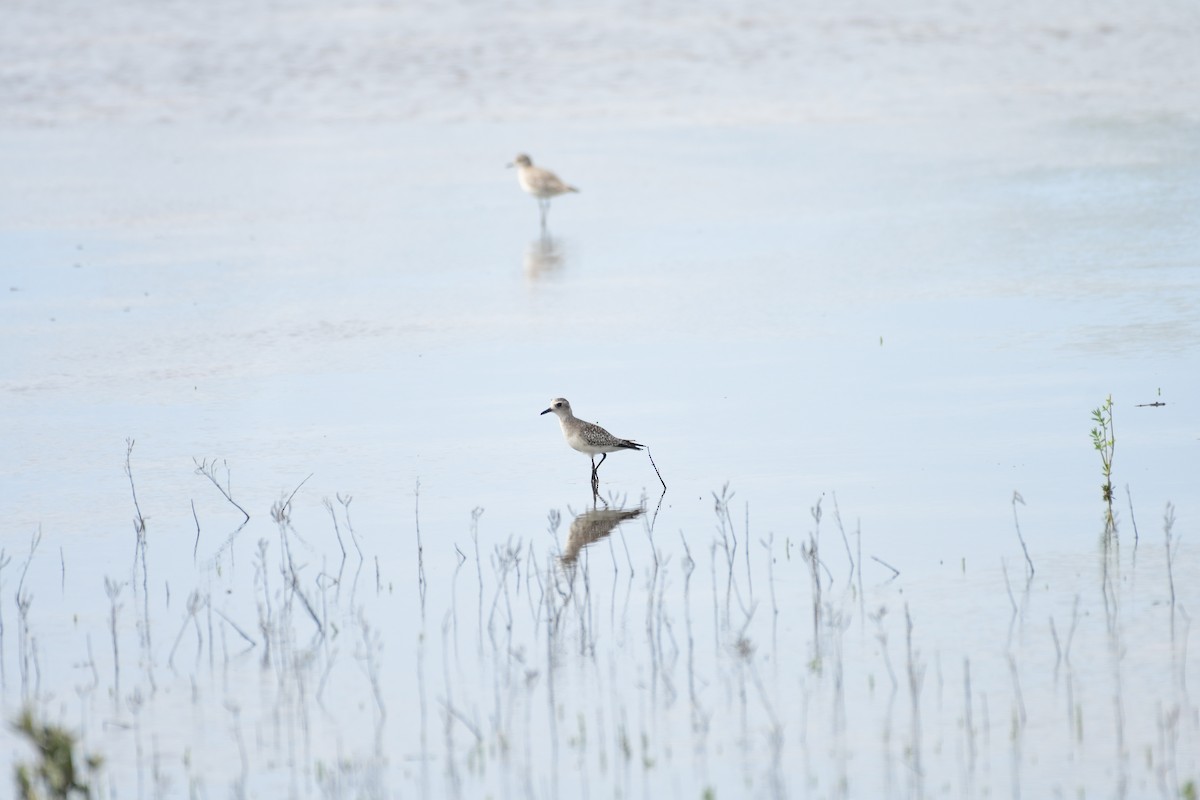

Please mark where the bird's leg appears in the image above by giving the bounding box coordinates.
[593,454,608,495]
[539,199,548,230]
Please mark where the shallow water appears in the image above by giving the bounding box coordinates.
[2,0,1199,797]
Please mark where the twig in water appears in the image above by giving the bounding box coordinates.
[1049,616,1062,676]
[253,540,272,667]
[1165,502,1178,640]
[167,591,206,668]
[855,519,865,629]
[193,458,251,523]
[415,480,427,612]
[288,569,324,636]
[213,608,257,649]
[125,438,146,535]
[1011,491,1034,578]
[870,607,898,692]
[1126,485,1140,545]
[802,515,822,665]
[679,531,706,732]
[124,443,151,656]
[16,527,42,603]
[471,507,484,653]
[649,487,666,531]
[0,548,10,688]
[1065,595,1080,664]
[190,499,201,561]
[712,484,755,619]
[440,698,484,743]
[282,473,313,519]
[744,501,753,603]
[105,577,123,700]
[1007,652,1027,727]
[322,497,347,561]
[904,604,926,789]
[760,533,779,659]
[807,498,836,586]
[646,448,667,492]
[832,492,855,587]
[338,493,363,560]
[84,634,99,690]
[618,524,635,577]
[1001,560,1019,635]
[963,657,976,777]
[16,590,34,697]
[870,555,900,581]
[356,611,386,719]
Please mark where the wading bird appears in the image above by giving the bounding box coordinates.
[508,154,579,229]
[540,397,642,493]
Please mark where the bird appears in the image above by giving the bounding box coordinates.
[508,154,579,230]
[540,397,643,492]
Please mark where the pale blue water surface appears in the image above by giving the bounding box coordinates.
[1,0,1199,796]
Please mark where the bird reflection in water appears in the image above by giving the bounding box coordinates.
[524,233,565,279]
[559,505,644,569]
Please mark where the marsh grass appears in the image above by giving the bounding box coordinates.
[2,448,1197,798]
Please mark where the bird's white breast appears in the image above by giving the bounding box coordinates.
[561,420,602,455]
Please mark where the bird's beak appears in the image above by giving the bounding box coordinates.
[506,162,515,169]
[540,407,552,415]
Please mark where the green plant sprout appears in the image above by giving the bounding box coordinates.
[12,708,101,800]
[1090,395,1115,531]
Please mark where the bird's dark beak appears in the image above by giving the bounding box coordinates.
[540,407,552,415]
[506,162,515,169]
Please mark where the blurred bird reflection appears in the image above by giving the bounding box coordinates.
[559,505,644,569]
[524,233,565,279]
